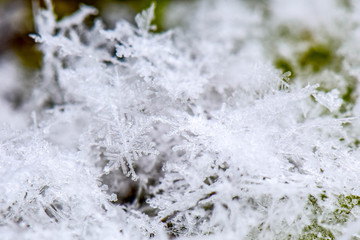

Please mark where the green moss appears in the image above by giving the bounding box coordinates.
[339,83,357,113]
[307,194,322,215]
[203,175,219,185]
[12,41,42,70]
[354,139,360,148]
[298,195,333,239]
[327,194,360,224]
[298,194,360,239]
[50,0,172,31]
[320,193,328,201]
[52,1,80,20]
[342,86,356,104]
[298,45,333,73]
[308,195,318,206]
[274,58,295,81]
[300,220,335,240]
[337,194,360,212]
[152,0,172,32]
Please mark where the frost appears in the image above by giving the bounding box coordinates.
[135,3,156,34]
[313,89,343,112]
[3,0,360,239]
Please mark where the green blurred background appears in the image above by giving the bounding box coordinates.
[0,0,179,71]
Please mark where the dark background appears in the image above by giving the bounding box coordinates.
[0,0,179,71]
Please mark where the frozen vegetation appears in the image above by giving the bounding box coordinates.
[2,0,360,239]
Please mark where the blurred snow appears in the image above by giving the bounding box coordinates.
[0,56,28,129]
